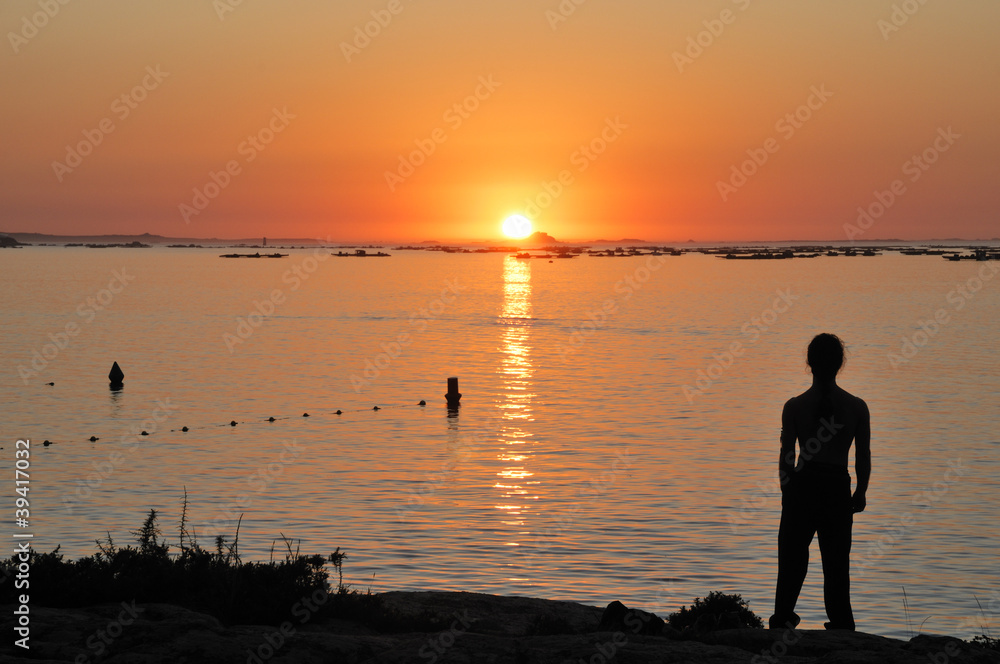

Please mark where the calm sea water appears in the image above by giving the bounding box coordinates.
[2,246,998,639]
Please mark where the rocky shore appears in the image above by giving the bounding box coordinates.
[3,591,998,664]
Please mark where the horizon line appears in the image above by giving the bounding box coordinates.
[3,231,999,245]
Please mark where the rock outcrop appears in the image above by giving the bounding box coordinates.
[2,592,998,664]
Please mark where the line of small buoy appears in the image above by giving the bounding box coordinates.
[73,402,429,443]
[202,402,427,430]
[47,366,462,445]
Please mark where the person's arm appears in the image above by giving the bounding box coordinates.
[779,399,797,489]
[852,399,871,513]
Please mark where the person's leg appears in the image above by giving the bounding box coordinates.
[817,476,855,629]
[772,499,814,628]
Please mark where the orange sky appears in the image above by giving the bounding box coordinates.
[2,0,998,242]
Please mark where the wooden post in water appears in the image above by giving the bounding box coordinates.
[108,361,124,389]
[445,377,462,408]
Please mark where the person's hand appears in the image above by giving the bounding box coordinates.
[851,493,867,513]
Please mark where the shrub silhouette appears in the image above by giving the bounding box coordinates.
[668,591,764,630]
[972,635,1000,651]
[0,502,369,626]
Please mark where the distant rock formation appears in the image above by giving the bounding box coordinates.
[590,238,650,244]
[519,231,560,247]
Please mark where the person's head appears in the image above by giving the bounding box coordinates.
[807,333,844,381]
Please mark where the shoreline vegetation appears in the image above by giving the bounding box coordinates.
[2,504,998,663]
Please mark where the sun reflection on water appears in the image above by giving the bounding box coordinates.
[495,256,538,534]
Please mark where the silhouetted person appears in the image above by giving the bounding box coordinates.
[770,333,870,631]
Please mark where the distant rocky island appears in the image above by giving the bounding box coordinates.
[1,235,26,248]
[63,241,151,248]
[518,231,561,246]
[591,237,650,244]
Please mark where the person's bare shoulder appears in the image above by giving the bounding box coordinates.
[845,391,868,413]
[782,395,803,417]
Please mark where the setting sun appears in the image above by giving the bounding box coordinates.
[502,215,533,240]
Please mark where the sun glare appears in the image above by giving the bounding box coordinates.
[502,215,533,240]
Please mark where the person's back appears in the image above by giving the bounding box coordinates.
[785,384,868,468]
[771,333,870,631]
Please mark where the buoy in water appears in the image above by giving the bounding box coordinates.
[268,417,276,422]
[108,361,124,388]
[445,377,462,408]
[181,426,189,432]
[89,436,99,442]
[230,420,237,426]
